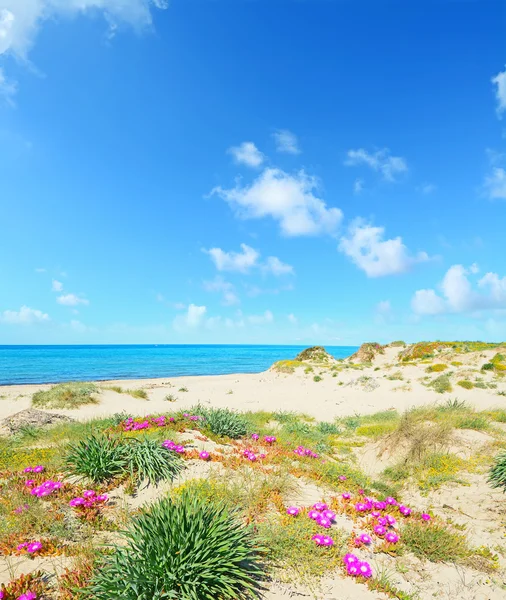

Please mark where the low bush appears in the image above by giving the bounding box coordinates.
[313,375,322,382]
[429,374,452,394]
[482,363,495,371]
[197,406,248,439]
[123,438,184,486]
[488,451,506,492]
[65,435,127,484]
[127,389,148,399]
[85,491,265,599]
[457,380,473,389]
[401,521,468,562]
[32,382,99,409]
[426,364,448,373]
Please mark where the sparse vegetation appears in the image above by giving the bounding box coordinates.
[313,375,322,382]
[401,521,469,562]
[488,451,506,492]
[196,405,248,439]
[126,388,148,399]
[457,380,474,389]
[428,374,452,394]
[425,363,448,373]
[178,386,189,392]
[32,382,99,409]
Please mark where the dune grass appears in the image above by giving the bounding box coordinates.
[32,382,99,409]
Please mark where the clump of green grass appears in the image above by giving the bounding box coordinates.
[451,361,463,367]
[429,374,452,394]
[65,434,127,484]
[313,375,322,382]
[426,363,448,373]
[455,415,489,431]
[32,382,99,409]
[272,360,304,374]
[65,435,184,485]
[86,490,265,600]
[386,371,403,381]
[126,388,148,399]
[401,521,468,562]
[304,366,314,374]
[195,405,248,439]
[178,386,188,392]
[164,393,177,402]
[488,451,506,492]
[457,380,474,389]
[316,421,340,435]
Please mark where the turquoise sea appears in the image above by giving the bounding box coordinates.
[0,345,358,386]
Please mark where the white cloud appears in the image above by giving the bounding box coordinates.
[0,67,17,105]
[57,293,89,306]
[227,142,264,168]
[484,167,506,200]
[411,264,506,315]
[247,310,274,325]
[345,148,408,182]
[287,313,298,324]
[204,243,294,277]
[273,129,300,154]
[339,221,430,277]
[52,279,63,292]
[182,304,207,328]
[211,168,342,237]
[353,178,364,194]
[263,256,294,276]
[0,305,49,324]
[492,66,506,116]
[203,277,240,306]
[0,1,168,93]
[418,183,436,195]
[205,244,259,273]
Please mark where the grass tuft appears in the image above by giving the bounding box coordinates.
[32,382,99,409]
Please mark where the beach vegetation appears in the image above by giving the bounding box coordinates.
[457,380,474,389]
[488,451,506,492]
[195,405,248,439]
[178,386,189,392]
[164,393,177,402]
[425,363,448,373]
[65,434,127,484]
[428,374,452,393]
[313,375,322,382]
[401,521,469,562]
[272,359,304,373]
[126,388,148,399]
[32,382,99,409]
[86,490,265,600]
[451,361,463,367]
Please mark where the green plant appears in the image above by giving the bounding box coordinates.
[165,394,177,402]
[85,491,265,599]
[65,435,127,484]
[178,387,189,392]
[457,380,474,389]
[32,382,99,409]
[426,363,448,373]
[488,451,506,492]
[401,521,468,562]
[482,363,495,371]
[316,421,340,435]
[105,386,124,394]
[196,406,248,439]
[451,361,463,367]
[429,374,452,394]
[304,366,313,374]
[123,437,184,486]
[313,375,322,382]
[127,389,148,399]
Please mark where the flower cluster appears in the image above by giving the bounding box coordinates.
[343,554,372,578]
[308,503,337,529]
[182,413,203,422]
[69,490,108,508]
[23,466,44,474]
[242,449,265,462]
[312,534,334,546]
[16,542,42,555]
[162,440,186,454]
[26,479,62,498]
[122,415,176,432]
[264,436,276,444]
[293,445,319,459]
[0,593,37,600]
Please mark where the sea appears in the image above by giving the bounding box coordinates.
[0,345,358,386]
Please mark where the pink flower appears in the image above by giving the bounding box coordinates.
[322,510,336,521]
[343,553,359,566]
[23,467,33,473]
[421,513,431,521]
[371,510,381,518]
[18,593,37,600]
[342,492,351,500]
[385,515,396,526]
[377,516,387,527]
[308,510,321,520]
[17,543,27,551]
[264,436,276,444]
[338,475,347,481]
[199,451,210,460]
[316,516,332,528]
[374,525,386,537]
[33,466,44,473]
[322,536,334,546]
[313,502,327,511]
[169,417,175,422]
[259,453,266,459]
[174,445,185,454]
[96,494,108,502]
[251,433,259,441]
[354,502,367,512]
[26,542,42,554]
[69,497,85,507]
[359,533,372,545]
[286,506,300,516]
[398,505,411,517]
[347,563,359,576]
[358,489,365,496]
[374,501,386,510]
[83,490,95,498]
[385,496,397,505]
[25,480,35,487]
[312,534,324,545]
[357,561,373,578]
[385,532,399,544]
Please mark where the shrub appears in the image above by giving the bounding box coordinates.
[455,415,489,431]
[426,364,448,373]
[197,406,248,439]
[32,382,99,409]
[429,374,452,394]
[482,363,495,371]
[178,387,189,392]
[123,438,184,486]
[313,375,322,382]
[65,435,127,484]
[401,521,468,562]
[457,380,474,389]
[127,389,148,399]
[451,361,463,367]
[488,451,506,492]
[316,421,340,435]
[85,491,265,599]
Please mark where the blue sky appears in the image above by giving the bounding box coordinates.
[0,0,505,345]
